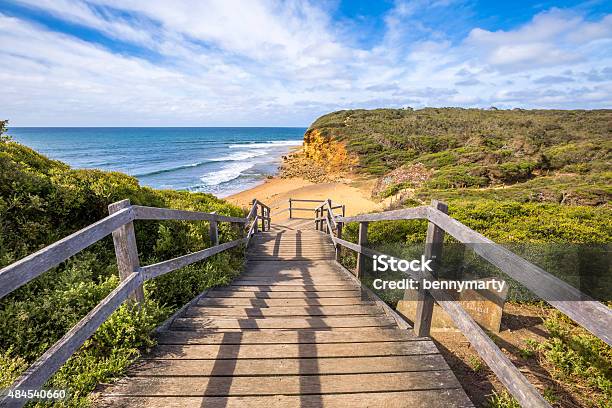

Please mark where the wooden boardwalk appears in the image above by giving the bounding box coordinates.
[96,218,473,408]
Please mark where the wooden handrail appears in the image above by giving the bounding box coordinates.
[319,199,611,406]
[288,198,322,202]
[0,207,135,299]
[0,197,273,407]
[133,205,246,223]
[335,206,429,223]
[426,206,612,345]
[141,239,245,280]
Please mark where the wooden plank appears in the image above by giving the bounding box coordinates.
[3,273,142,408]
[247,251,336,255]
[247,257,336,261]
[142,239,244,280]
[427,206,612,346]
[102,371,461,397]
[155,328,418,345]
[246,201,258,221]
[231,278,350,285]
[185,305,383,317]
[109,200,144,303]
[206,290,362,299]
[96,389,474,408]
[0,206,134,300]
[197,297,373,307]
[224,285,354,292]
[127,354,448,376]
[145,340,438,359]
[171,316,395,330]
[133,205,245,224]
[414,200,446,337]
[236,275,347,283]
[336,206,428,223]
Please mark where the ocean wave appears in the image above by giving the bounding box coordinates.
[199,162,255,186]
[228,140,302,149]
[134,161,206,177]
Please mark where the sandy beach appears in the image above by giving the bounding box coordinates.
[226,176,384,217]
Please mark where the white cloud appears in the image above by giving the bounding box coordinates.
[0,2,610,126]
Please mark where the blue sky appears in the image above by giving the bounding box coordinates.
[0,0,611,126]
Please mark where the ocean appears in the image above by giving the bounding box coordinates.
[8,127,306,197]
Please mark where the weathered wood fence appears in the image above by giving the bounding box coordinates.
[291,197,612,408]
[0,198,270,408]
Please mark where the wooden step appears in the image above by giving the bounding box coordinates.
[155,328,418,345]
[128,354,447,376]
[103,370,461,397]
[171,316,395,330]
[145,340,439,359]
[97,389,474,408]
[223,285,354,292]
[230,278,350,285]
[197,297,373,307]
[184,305,383,317]
[206,290,363,298]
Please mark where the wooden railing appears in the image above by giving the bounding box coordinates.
[310,198,612,408]
[0,198,269,408]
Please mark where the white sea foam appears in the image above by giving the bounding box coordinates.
[200,162,254,185]
[228,140,302,149]
[209,150,267,162]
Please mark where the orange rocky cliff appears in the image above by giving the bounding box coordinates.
[302,128,358,174]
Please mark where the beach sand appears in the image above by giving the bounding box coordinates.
[226,176,384,217]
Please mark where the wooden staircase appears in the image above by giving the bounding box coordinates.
[7,197,603,407]
[95,216,473,407]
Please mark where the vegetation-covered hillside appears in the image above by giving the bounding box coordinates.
[0,121,245,406]
[304,108,611,206]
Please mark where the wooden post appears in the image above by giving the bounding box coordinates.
[356,221,368,279]
[326,199,333,234]
[108,199,144,304]
[342,205,346,217]
[209,215,219,246]
[252,200,259,235]
[414,200,447,337]
[260,204,265,232]
[315,208,320,230]
[288,198,292,219]
[336,222,343,261]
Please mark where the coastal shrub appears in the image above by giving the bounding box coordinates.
[0,125,246,406]
[427,166,489,189]
[492,161,536,183]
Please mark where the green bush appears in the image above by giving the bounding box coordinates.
[0,125,247,406]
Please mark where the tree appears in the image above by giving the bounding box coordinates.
[0,120,11,142]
